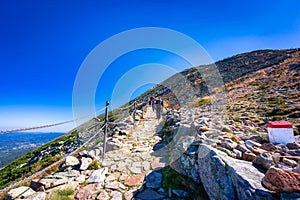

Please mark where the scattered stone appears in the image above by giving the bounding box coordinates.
[146,171,162,189]
[54,170,80,178]
[75,183,101,199]
[242,151,256,162]
[119,173,129,181]
[261,143,277,151]
[287,142,300,150]
[245,140,261,149]
[111,191,122,200]
[143,161,151,171]
[6,186,36,200]
[97,190,109,200]
[105,172,121,182]
[151,159,166,170]
[272,153,281,164]
[75,174,86,183]
[251,147,267,155]
[293,165,300,174]
[136,188,165,200]
[283,158,298,167]
[233,149,242,159]
[124,189,135,200]
[124,174,145,187]
[253,153,274,170]
[287,150,300,156]
[80,157,93,170]
[220,140,237,150]
[129,166,142,174]
[235,144,248,153]
[87,168,108,183]
[262,166,300,192]
[65,156,80,167]
[106,181,125,190]
[30,175,68,190]
[172,189,189,198]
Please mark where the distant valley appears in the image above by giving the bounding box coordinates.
[0,132,63,167]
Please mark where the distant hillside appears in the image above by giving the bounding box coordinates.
[130,48,299,108]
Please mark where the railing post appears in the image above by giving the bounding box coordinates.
[133,101,136,126]
[102,101,109,159]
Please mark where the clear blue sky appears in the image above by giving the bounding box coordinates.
[0,0,299,132]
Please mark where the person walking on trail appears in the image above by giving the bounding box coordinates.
[154,98,164,119]
[149,96,156,111]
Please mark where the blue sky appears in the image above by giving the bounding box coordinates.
[0,0,300,132]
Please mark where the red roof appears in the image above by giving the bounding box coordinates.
[267,121,293,128]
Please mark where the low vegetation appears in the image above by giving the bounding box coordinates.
[0,131,78,190]
[48,188,74,200]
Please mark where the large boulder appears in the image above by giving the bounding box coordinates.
[6,186,36,200]
[65,156,80,167]
[30,175,69,190]
[262,166,300,192]
[87,167,108,183]
[197,144,276,200]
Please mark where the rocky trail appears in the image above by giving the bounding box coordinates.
[6,106,200,200]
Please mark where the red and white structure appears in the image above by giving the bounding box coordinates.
[267,121,294,144]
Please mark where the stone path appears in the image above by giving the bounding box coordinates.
[102,106,166,174]
[6,106,195,200]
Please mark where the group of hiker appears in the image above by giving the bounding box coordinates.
[148,96,164,119]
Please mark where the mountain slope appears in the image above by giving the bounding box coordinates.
[1,48,299,197]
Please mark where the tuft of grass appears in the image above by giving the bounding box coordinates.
[197,96,212,107]
[87,160,101,170]
[48,189,74,200]
[82,180,88,186]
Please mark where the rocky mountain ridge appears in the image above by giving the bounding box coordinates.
[1,48,300,199]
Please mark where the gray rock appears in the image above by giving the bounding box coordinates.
[136,188,165,200]
[111,191,122,200]
[283,158,298,167]
[288,150,300,156]
[287,142,300,150]
[80,157,93,170]
[87,167,108,183]
[172,189,189,197]
[221,140,237,150]
[245,140,261,150]
[65,156,80,166]
[54,170,80,178]
[253,153,274,170]
[236,144,249,153]
[6,186,36,200]
[281,192,300,200]
[26,192,46,200]
[198,144,276,200]
[30,175,69,190]
[146,171,162,189]
[233,149,242,159]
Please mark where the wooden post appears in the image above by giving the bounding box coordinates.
[102,101,109,159]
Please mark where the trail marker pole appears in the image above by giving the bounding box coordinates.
[102,101,109,159]
[133,101,136,126]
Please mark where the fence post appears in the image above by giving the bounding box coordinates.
[102,101,110,159]
[133,101,136,126]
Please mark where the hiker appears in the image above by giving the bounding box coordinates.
[154,98,164,119]
[149,96,156,111]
